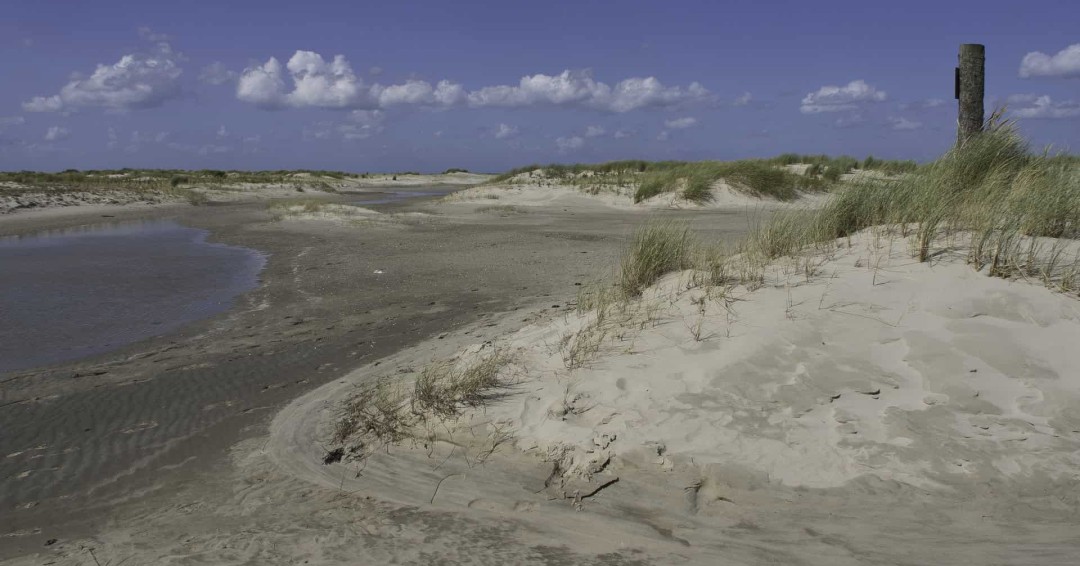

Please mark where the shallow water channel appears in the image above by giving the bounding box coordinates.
[0,219,265,374]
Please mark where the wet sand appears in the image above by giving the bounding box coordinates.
[0,188,757,562]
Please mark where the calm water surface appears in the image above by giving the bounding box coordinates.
[0,220,265,374]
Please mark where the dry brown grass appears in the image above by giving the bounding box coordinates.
[332,349,512,455]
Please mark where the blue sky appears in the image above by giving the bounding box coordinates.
[1,0,1078,172]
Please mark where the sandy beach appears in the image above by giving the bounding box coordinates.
[3,162,1078,564]
[5,1,1078,561]
[0,182,770,563]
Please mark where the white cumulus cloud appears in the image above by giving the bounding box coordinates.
[199,61,237,85]
[1019,44,1080,79]
[733,92,752,106]
[468,70,708,113]
[24,96,65,112]
[613,129,635,139]
[800,80,887,114]
[23,42,183,113]
[0,116,25,128]
[235,52,712,115]
[236,57,288,108]
[237,51,466,111]
[44,126,70,141]
[555,135,585,151]
[285,51,371,108]
[432,80,467,106]
[376,80,437,106]
[664,116,697,129]
[584,125,606,137]
[494,123,518,139]
[1008,94,1080,119]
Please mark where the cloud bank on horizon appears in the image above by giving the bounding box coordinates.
[231,51,711,113]
[2,0,1078,171]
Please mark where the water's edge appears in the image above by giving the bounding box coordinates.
[0,219,266,374]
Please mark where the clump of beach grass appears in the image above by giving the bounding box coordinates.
[633,160,827,203]
[332,377,410,446]
[712,113,1079,295]
[590,112,1078,323]
[475,204,524,215]
[332,348,513,454]
[332,112,1079,468]
[0,168,356,195]
[618,222,696,296]
[487,157,836,204]
[266,198,335,220]
[412,349,511,417]
[268,198,328,213]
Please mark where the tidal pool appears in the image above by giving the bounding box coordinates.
[0,220,265,374]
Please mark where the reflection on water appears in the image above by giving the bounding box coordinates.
[0,220,265,374]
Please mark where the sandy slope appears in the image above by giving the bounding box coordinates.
[270,202,435,228]
[343,172,492,187]
[282,228,1080,563]
[2,193,770,565]
[445,179,828,211]
[9,195,1080,563]
[0,188,189,215]
[477,231,1080,492]
[0,173,490,215]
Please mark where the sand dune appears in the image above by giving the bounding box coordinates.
[0,172,490,215]
[270,202,434,228]
[475,231,1080,492]
[10,214,1080,564]
[445,177,828,210]
[293,228,1080,563]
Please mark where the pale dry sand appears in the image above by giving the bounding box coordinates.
[188,172,490,202]
[471,231,1080,492]
[344,172,492,187]
[269,202,434,228]
[0,172,491,215]
[276,229,1080,563]
[445,177,828,211]
[2,191,764,564]
[0,188,188,215]
[9,189,1080,563]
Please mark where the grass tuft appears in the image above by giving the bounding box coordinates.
[413,349,510,416]
[618,222,695,296]
[333,349,512,454]
[733,116,1080,293]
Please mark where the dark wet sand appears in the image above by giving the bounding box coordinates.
[0,189,756,559]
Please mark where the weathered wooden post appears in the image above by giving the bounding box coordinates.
[956,43,985,146]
